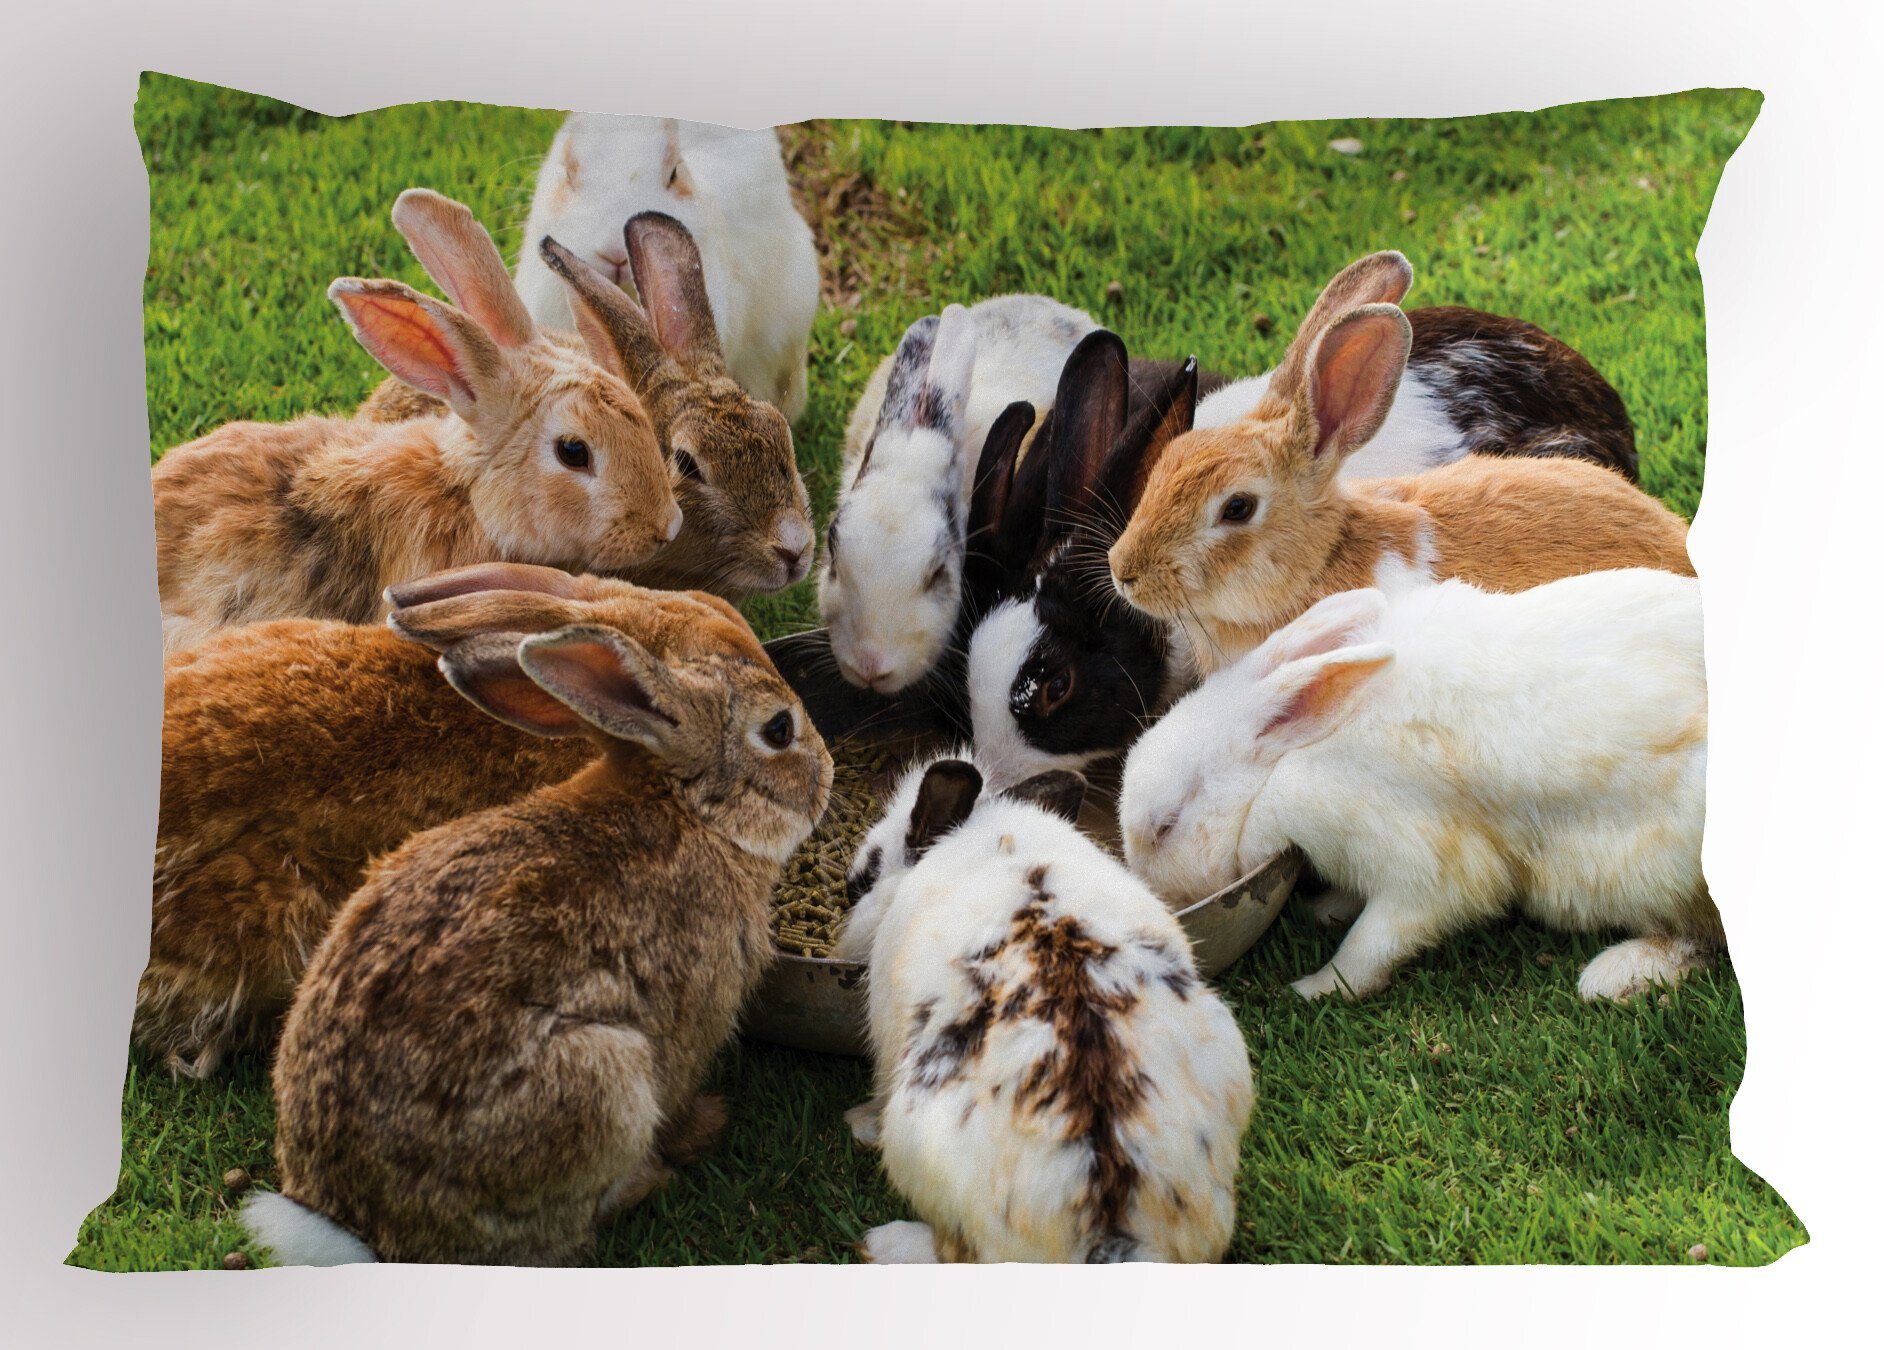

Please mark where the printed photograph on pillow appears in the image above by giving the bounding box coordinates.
[77,72,1797,1268]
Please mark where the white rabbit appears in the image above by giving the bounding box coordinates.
[833,754,1252,1264]
[819,295,1097,693]
[1119,570,1717,1003]
[512,114,819,421]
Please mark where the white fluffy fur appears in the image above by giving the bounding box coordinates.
[820,296,1097,693]
[1120,570,1715,1001]
[1195,366,1466,479]
[512,115,819,420]
[837,755,1253,1263]
[241,1191,378,1266]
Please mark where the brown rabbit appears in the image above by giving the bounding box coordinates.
[246,616,832,1265]
[152,189,681,654]
[1109,258,1693,675]
[139,562,748,1078]
[361,212,814,597]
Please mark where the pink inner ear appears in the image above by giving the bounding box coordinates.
[475,672,587,735]
[339,291,473,406]
[1312,316,1402,456]
[530,638,672,726]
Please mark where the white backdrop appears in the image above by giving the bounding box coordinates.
[0,1,1874,1345]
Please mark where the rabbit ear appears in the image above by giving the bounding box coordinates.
[1043,330,1130,529]
[389,591,585,652]
[329,278,505,421]
[517,624,693,756]
[906,759,983,862]
[1267,251,1414,403]
[385,562,584,611]
[1096,356,1198,533]
[624,212,726,374]
[1251,588,1389,676]
[1254,643,1394,753]
[439,633,588,738]
[389,189,536,350]
[869,314,942,440]
[965,401,1037,595]
[1005,769,1087,823]
[918,305,977,441]
[1303,305,1412,460]
[537,236,664,391]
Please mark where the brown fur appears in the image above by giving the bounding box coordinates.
[140,565,755,1076]
[1112,281,1693,674]
[358,214,811,600]
[154,191,679,653]
[270,625,831,1265]
[911,864,1152,1257]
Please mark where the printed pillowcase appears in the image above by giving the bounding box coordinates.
[80,76,1791,1270]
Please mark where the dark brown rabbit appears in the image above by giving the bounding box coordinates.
[246,611,831,1265]
[362,212,814,597]
[139,562,750,1078]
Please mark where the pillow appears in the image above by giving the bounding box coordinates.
[75,73,1793,1268]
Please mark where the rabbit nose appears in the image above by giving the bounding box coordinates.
[774,544,805,575]
[844,648,889,690]
[595,246,629,285]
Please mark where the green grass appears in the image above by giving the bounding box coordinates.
[75,74,1798,1269]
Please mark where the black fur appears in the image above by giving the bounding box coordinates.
[906,759,984,863]
[973,336,1201,769]
[1409,306,1638,481]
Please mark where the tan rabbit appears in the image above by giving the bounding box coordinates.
[139,562,749,1078]
[245,616,832,1265]
[152,189,681,653]
[1109,255,1693,675]
[361,212,814,597]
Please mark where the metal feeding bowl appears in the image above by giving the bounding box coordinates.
[749,628,1303,1057]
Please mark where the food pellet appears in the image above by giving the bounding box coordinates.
[772,742,893,959]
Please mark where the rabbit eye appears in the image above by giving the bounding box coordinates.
[825,519,840,559]
[554,437,593,472]
[1219,494,1257,524]
[1035,667,1076,717]
[673,447,705,482]
[761,710,796,750]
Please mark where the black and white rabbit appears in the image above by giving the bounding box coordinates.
[1197,251,1638,480]
[833,754,1252,1263]
[963,330,1200,789]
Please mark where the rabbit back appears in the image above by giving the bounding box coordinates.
[274,773,776,1263]
[1278,572,1710,937]
[870,803,1250,1262]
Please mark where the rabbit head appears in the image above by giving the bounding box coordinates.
[1120,589,1393,904]
[546,212,814,595]
[329,189,682,574]
[440,614,832,866]
[1109,252,1414,632]
[967,332,1197,789]
[818,306,979,693]
[837,752,1089,961]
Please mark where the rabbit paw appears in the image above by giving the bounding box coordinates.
[1290,966,1346,1001]
[862,1221,938,1264]
[1578,936,1712,1003]
[845,1099,885,1149]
